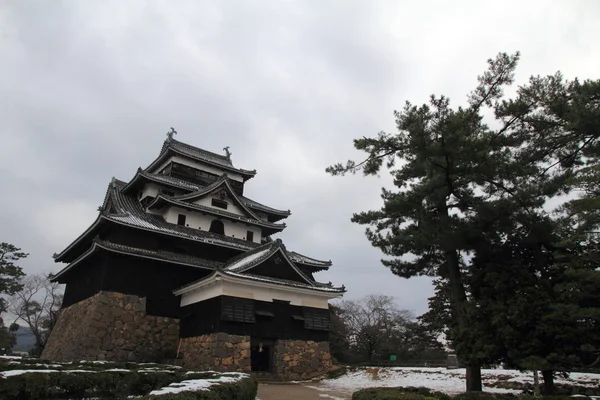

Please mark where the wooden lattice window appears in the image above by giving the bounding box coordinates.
[221,297,255,323]
[303,308,330,331]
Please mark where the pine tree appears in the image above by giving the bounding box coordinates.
[0,242,26,353]
[327,52,535,391]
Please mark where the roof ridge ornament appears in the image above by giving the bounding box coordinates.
[166,127,177,141]
[223,146,232,161]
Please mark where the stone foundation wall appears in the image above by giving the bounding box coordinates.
[179,333,251,372]
[42,291,179,362]
[273,339,332,380]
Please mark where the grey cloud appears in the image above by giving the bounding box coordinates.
[1,0,599,316]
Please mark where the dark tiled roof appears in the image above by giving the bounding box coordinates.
[147,138,256,179]
[149,195,286,232]
[287,251,332,268]
[52,238,222,280]
[175,269,345,295]
[240,195,291,217]
[55,178,329,271]
[164,139,235,168]
[221,270,345,293]
[123,170,290,219]
[165,175,287,230]
[123,169,203,192]
[105,180,259,251]
[97,240,222,269]
[222,239,316,285]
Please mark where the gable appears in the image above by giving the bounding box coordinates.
[180,180,261,222]
[238,249,312,284]
[192,191,247,216]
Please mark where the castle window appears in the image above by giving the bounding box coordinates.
[209,219,225,234]
[177,214,186,226]
[246,231,254,242]
[303,308,330,331]
[211,198,228,209]
[221,297,255,323]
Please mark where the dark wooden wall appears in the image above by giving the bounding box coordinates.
[179,296,329,342]
[62,253,106,308]
[60,251,211,318]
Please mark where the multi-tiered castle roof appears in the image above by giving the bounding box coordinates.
[52,133,344,302]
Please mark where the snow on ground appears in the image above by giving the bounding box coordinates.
[0,369,97,377]
[149,372,248,395]
[321,367,600,395]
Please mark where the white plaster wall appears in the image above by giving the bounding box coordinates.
[139,183,161,199]
[162,206,262,242]
[180,279,335,308]
[153,155,244,182]
[140,183,183,200]
[193,196,246,216]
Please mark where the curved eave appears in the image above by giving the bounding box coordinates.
[53,216,106,263]
[287,252,333,270]
[122,169,203,195]
[144,147,256,181]
[52,240,217,282]
[225,241,319,287]
[148,196,286,233]
[172,177,268,223]
[174,270,345,297]
[55,214,256,265]
[103,214,257,251]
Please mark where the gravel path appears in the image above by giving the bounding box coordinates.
[257,382,352,400]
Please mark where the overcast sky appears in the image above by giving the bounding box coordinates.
[1,0,599,317]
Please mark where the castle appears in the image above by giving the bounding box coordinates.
[42,132,345,380]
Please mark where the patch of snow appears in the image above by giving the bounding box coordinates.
[226,249,271,271]
[1,369,60,377]
[79,360,110,364]
[138,369,175,373]
[0,355,22,360]
[149,374,247,395]
[105,368,132,372]
[322,367,600,395]
[318,394,347,400]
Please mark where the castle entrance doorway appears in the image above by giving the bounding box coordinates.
[250,338,273,372]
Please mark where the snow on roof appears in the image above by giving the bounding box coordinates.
[224,248,271,271]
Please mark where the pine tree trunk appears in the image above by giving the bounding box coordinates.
[466,365,483,391]
[440,202,483,392]
[533,371,541,397]
[541,370,555,395]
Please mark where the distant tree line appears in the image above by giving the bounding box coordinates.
[0,242,63,356]
[328,52,600,393]
[329,294,446,365]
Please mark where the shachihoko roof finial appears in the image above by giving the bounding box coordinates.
[223,146,232,160]
[166,127,177,141]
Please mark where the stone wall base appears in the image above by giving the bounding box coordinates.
[41,291,179,362]
[180,334,332,380]
[274,339,332,380]
[180,333,251,372]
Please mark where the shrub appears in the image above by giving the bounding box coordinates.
[352,387,452,400]
[0,370,256,400]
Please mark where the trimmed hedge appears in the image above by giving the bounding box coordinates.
[351,387,597,400]
[0,370,257,400]
[353,386,452,400]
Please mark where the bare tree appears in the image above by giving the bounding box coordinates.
[337,295,412,361]
[8,274,63,354]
